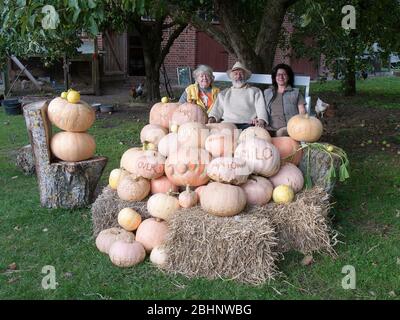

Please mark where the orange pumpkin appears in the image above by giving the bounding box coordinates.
[135,218,169,253]
[50,131,95,162]
[149,101,180,130]
[47,97,95,132]
[150,176,179,194]
[271,136,303,165]
[165,147,212,187]
[287,114,323,142]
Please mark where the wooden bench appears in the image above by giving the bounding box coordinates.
[213,72,312,114]
[23,100,108,209]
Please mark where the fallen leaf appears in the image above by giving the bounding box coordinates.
[8,262,17,270]
[42,228,48,232]
[301,255,314,266]
[14,226,21,231]
[11,176,18,179]
[389,291,396,297]
[7,277,19,284]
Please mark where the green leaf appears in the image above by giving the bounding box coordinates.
[28,13,37,28]
[300,14,311,28]
[305,175,313,189]
[88,16,98,35]
[68,0,79,10]
[17,0,26,6]
[88,0,96,9]
[339,163,350,182]
[72,7,81,23]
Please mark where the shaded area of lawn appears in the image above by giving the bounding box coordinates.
[1,77,400,299]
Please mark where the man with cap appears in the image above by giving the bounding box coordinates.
[208,61,268,130]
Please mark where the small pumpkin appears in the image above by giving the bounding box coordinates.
[150,176,179,194]
[269,163,304,193]
[178,185,198,208]
[271,136,303,165]
[47,97,95,132]
[117,175,150,201]
[240,175,274,205]
[140,124,168,146]
[147,192,180,221]
[109,240,146,267]
[135,218,169,253]
[150,246,168,266]
[287,114,323,142]
[95,227,135,254]
[118,208,142,231]
[50,131,95,162]
[234,137,280,177]
[272,184,295,204]
[238,126,272,144]
[200,182,246,217]
[109,168,129,190]
[149,101,180,130]
[207,157,250,185]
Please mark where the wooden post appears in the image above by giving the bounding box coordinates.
[23,100,108,209]
[10,55,42,91]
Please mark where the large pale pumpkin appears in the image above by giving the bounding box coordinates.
[117,175,150,201]
[120,147,143,173]
[132,150,165,179]
[149,101,180,130]
[158,133,178,157]
[234,137,280,177]
[205,133,237,158]
[140,124,168,146]
[147,192,180,221]
[165,147,212,186]
[207,157,250,185]
[287,114,323,142]
[47,97,95,132]
[109,240,146,267]
[95,227,135,254]
[200,182,247,217]
[240,175,273,205]
[271,136,303,166]
[150,176,179,194]
[269,163,304,193]
[50,131,95,162]
[169,103,207,130]
[135,218,168,252]
[238,126,272,144]
[177,122,208,148]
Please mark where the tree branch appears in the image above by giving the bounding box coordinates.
[159,23,188,67]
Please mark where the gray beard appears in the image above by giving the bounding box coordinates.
[232,80,246,88]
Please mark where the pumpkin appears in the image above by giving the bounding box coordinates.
[177,122,208,148]
[135,218,169,252]
[147,192,180,221]
[287,114,323,142]
[120,147,143,173]
[150,176,179,194]
[165,147,212,186]
[206,122,237,135]
[240,175,274,205]
[109,168,129,190]
[140,124,168,146]
[178,185,198,208]
[238,126,272,144]
[150,246,168,266]
[95,227,135,254]
[200,182,247,217]
[207,157,250,185]
[117,175,150,201]
[194,185,205,200]
[149,101,180,130]
[132,150,165,179]
[271,136,303,165]
[50,131,95,162]
[169,103,207,130]
[272,184,295,204]
[158,133,178,157]
[234,137,280,177]
[269,163,304,193]
[205,133,236,158]
[47,97,95,132]
[109,240,146,267]
[118,208,142,231]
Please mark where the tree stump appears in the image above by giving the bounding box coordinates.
[23,100,108,209]
[15,144,36,175]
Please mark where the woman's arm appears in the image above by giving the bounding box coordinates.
[298,103,306,114]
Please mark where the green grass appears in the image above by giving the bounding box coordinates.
[1,77,400,300]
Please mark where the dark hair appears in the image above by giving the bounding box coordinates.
[271,63,294,89]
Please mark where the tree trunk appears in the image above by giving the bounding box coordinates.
[23,100,108,209]
[343,55,356,96]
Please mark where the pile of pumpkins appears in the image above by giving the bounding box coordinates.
[47,90,96,162]
[97,98,324,268]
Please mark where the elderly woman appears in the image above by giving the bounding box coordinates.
[178,64,220,112]
[264,63,306,136]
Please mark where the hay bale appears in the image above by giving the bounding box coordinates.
[91,186,150,237]
[267,187,338,256]
[162,208,280,285]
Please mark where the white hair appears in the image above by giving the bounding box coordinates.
[193,64,214,82]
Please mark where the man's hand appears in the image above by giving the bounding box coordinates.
[208,117,217,124]
[255,119,266,128]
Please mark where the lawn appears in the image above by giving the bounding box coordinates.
[1,77,400,300]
